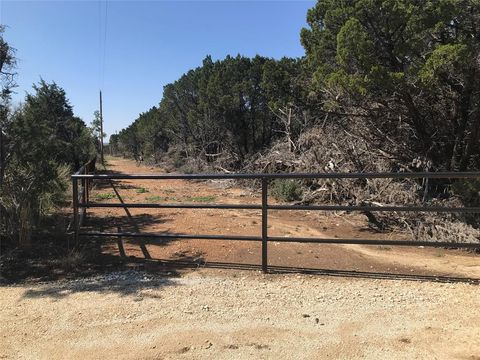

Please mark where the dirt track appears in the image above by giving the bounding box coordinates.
[1,157,480,359]
[85,157,480,279]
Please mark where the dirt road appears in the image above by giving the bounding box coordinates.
[85,157,480,279]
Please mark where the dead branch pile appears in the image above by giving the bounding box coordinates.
[244,124,480,245]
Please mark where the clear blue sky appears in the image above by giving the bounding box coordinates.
[1,0,315,140]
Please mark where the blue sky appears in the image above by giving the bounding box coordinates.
[1,0,315,139]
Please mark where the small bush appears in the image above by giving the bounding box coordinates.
[136,187,149,194]
[179,158,206,174]
[271,179,303,202]
[452,179,480,206]
[180,165,196,174]
[146,196,166,202]
[57,250,86,271]
[94,193,116,200]
[172,154,186,168]
[189,196,216,202]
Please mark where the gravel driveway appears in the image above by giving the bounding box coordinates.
[1,269,479,359]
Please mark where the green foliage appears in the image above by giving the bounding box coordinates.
[90,110,106,154]
[113,55,305,168]
[0,71,96,246]
[271,179,303,202]
[188,196,217,203]
[1,160,70,246]
[452,180,480,207]
[420,44,469,84]
[114,1,480,175]
[94,193,116,200]
[180,165,195,174]
[145,195,167,202]
[11,80,95,169]
[336,18,375,71]
[301,0,480,172]
[136,187,149,194]
[172,153,186,169]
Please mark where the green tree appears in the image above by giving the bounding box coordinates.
[0,26,16,248]
[2,80,94,246]
[115,54,308,168]
[0,25,16,187]
[90,110,106,156]
[301,0,480,171]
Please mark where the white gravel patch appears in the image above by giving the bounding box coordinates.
[1,269,479,359]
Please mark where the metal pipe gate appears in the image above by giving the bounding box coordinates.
[71,162,480,272]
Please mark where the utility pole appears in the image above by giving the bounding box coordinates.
[99,90,104,164]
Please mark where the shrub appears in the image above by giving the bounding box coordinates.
[57,250,86,271]
[94,193,116,200]
[271,179,303,202]
[173,156,185,169]
[180,165,196,174]
[145,196,166,202]
[189,196,216,202]
[452,179,480,206]
[0,162,70,247]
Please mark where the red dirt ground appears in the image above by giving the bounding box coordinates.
[82,157,480,280]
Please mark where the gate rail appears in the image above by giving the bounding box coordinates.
[71,168,480,272]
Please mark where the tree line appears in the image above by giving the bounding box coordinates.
[0,26,96,248]
[112,0,480,175]
[110,55,306,168]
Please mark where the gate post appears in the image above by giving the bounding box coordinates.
[261,177,268,273]
[82,167,87,221]
[72,177,79,247]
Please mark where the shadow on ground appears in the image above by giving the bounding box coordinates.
[84,214,172,232]
[20,270,175,299]
[0,229,203,291]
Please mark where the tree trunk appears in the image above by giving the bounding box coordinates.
[18,204,32,249]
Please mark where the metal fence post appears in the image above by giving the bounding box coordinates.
[85,177,89,205]
[86,160,91,205]
[82,167,87,221]
[72,177,79,247]
[261,177,268,273]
